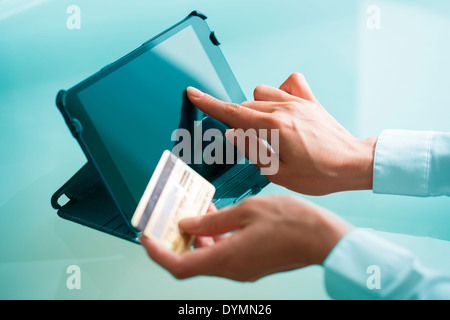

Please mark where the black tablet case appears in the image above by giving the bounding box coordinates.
[51,11,269,244]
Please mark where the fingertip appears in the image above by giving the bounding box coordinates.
[179,216,201,232]
[253,84,271,100]
[139,235,167,257]
[139,234,157,256]
[139,234,158,253]
[279,72,316,102]
[139,234,149,245]
[187,86,204,99]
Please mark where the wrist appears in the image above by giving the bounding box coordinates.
[314,208,351,265]
[339,136,377,192]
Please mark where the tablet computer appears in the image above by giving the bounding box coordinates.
[53,11,269,242]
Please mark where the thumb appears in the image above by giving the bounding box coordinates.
[279,72,317,103]
[179,206,243,237]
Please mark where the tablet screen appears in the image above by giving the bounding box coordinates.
[75,24,238,213]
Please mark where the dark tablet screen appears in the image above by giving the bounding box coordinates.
[66,17,246,220]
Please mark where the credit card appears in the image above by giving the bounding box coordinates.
[132,150,216,255]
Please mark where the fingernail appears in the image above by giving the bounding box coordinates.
[179,216,201,231]
[187,86,204,99]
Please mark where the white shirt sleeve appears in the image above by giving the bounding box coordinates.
[323,228,450,300]
[373,129,450,196]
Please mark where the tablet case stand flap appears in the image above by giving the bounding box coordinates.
[51,162,139,243]
[53,90,138,243]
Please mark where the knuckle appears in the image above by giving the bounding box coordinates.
[207,95,218,105]
[274,113,296,129]
[264,114,281,128]
[280,101,296,112]
[225,102,241,114]
[282,117,296,130]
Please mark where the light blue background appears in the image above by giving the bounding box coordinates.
[1,0,449,299]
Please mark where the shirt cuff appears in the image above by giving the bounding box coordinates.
[373,129,433,196]
[323,228,425,300]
